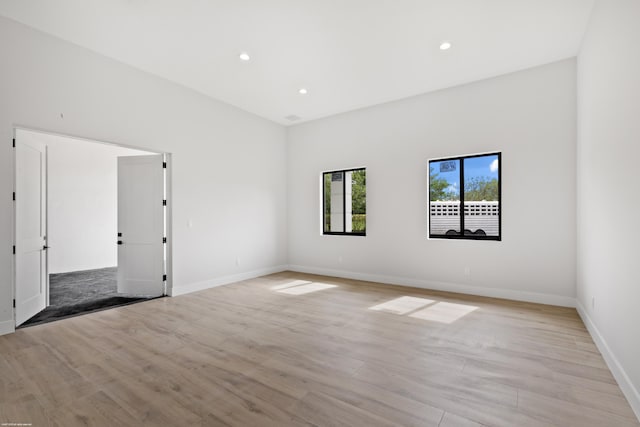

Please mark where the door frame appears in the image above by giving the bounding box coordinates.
[11,126,173,329]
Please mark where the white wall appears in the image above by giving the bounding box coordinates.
[19,130,152,274]
[577,0,640,418]
[0,17,288,334]
[288,59,577,306]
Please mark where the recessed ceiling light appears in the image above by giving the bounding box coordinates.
[440,42,452,51]
[299,88,308,95]
[239,52,251,61]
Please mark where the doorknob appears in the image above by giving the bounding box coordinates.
[43,245,49,250]
[117,241,123,245]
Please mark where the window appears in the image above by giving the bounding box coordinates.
[323,168,366,235]
[429,153,501,240]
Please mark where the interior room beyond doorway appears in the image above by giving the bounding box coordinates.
[15,129,168,327]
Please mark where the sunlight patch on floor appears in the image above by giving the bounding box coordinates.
[276,282,338,295]
[368,296,478,324]
[369,296,435,315]
[409,302,478,324]
[270,280,312,290]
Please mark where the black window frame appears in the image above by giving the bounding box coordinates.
[322,167,366,236]
[429,152,501,241]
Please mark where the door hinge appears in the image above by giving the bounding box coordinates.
[163,199,167,206]
[12,138,15,148]
[13,299,15,308]
[12,192,15,201]
[163,237,167,244]
[163,274,167,282]
[163,162,167,169]
[12,245,15,255]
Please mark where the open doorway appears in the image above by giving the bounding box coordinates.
[13,128,172,327]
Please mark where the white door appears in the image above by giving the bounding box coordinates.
[15,138,48,326]
[117,155,165,296]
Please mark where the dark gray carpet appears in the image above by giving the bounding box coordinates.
[50,267,121,306]
[21,267,156,327]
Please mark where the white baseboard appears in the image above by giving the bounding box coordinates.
[287,264,576,307]
[0,319,15,336]
[576,302,640,421]
[168,265,289,297]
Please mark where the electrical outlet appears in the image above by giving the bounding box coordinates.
[464,266,471,276]
[236,257,241,267]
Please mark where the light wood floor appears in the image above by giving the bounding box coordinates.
[1,272,638,426]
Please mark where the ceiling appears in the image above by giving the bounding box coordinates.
[0,0,595,125]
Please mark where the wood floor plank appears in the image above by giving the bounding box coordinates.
[439,412,485,427]
[249,357,445,426]
[517,389,640,427]
[289,391,403,427]
[0,399,52,427]
[0,271,636,426]
[462,357,635,417]
[50,390,137,427]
